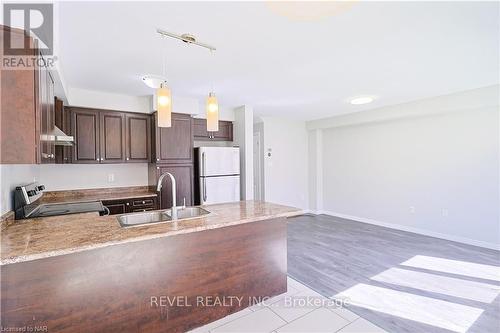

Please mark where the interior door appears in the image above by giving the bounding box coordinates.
[100,111,126,163]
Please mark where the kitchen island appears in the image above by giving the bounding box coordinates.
[1,201,302,333]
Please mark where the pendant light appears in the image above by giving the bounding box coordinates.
[157,36,172,128]
[206,50,219,132]
[157,82,172,127]
[206,92,219,131]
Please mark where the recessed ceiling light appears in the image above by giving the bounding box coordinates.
[350,96,375,105]
[142,75,167,89]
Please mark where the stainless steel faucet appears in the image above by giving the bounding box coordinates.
[156,172,177,220]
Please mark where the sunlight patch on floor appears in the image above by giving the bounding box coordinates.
[371,267,500,303]
[401,255,500,282]
[336,283,483,333]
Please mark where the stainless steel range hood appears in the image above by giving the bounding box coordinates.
[40,126,74,146]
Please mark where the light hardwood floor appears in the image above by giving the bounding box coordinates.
[287,214,500,333]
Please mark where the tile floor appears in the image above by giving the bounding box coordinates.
[188,276,387,333]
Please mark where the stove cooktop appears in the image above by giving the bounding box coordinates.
[28,201,105,218]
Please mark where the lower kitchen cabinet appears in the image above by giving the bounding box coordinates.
[102,196,158,215]
[150,164,193,209]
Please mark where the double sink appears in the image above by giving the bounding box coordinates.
[117,207,210,227]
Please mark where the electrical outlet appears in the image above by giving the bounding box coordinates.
[442,209,449,217]
[409,206,415,214]
[108,173,115,183]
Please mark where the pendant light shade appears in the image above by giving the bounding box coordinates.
[206,92,219,132]
[157,83,172,127]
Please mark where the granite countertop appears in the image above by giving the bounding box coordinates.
[40,186,157,204]
[1,201,303,265]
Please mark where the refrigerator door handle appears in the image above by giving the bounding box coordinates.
[203,177,207,202]
[201,152,206,176]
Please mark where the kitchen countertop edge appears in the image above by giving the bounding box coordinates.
[1,205,304,265]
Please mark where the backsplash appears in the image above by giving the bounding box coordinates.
[0,163,149,214]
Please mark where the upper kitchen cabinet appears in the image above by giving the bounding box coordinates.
[68,107,151,164]
[152,112,193,164]
[70,108,100,163]
[99,111,126,163]
[193,118,233,141]
[0,25,40,164]
[125,113,151,163]
[39,65,56,164]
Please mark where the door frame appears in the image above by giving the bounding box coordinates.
[253,131,263,200]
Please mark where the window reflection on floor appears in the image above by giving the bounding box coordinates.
[335,255,500,333]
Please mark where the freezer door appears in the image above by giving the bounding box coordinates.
[199,147,240,176]
[200,175,240,205]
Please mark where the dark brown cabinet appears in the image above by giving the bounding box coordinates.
[193,118,233,141]
[54,98,72,163]
[99,111,126,163]
[102,196,158,215]
[126,113,151,163]
[70,108,100,163]
[153,164,193,209]
[152,113,193,164]
[68,107,151,164]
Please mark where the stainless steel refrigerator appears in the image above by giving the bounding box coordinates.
[195,147,240,205]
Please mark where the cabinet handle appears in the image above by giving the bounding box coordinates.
[96,158,99,161]
[156,158,160,161]
[126,157,130,161]
[126,203,130,206]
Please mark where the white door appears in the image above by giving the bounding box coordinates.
[253,132,262,200]
[199,147,240,176]
[200,175,240,204]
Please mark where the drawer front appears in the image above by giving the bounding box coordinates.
[132,198,155,207]
[130,207,155,213]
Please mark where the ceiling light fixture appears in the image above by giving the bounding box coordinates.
[156,29,216,51]
[142,75,167,89]
[350,96,375,105]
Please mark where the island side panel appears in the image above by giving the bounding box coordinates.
[1,217,287,333]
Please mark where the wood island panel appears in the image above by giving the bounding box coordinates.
[1,218,287,333]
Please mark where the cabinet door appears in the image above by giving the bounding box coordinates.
[126,113,150,162]
[54,98,72,163]
[214,121,233,141]
[102,199,128,215]
[157,164,193,209]
[46,70,55,163]
[39,53,50,163]
[70,108,100,163]
[100,111,126,163]
[193,118,233,141]
[155,113,193,164]
[193,118,209,139]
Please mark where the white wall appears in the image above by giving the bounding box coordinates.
[0,165,39,215]
[309,86,500,249]
[68,88,152,113]
[38,164,149,191]
[233,106,254,200]
[261,117,309,209]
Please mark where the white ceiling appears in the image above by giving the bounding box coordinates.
[58,1,499,120]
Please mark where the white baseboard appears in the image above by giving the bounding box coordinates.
[309,210,500,251]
